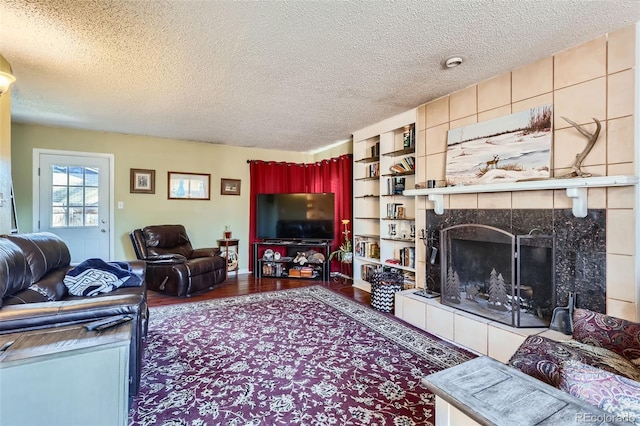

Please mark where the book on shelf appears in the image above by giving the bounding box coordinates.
[361,264,381,283]
[370,142,380,158]
[368,242,380,259]
[400,156,414,170]
[389,156,415,174]
[386,203,404,219]
[399,247,415,268]
[355,240,380,259]
[402,125,415,149]
[393,177,405,194]
[368,162,380,178]
[385,177,405,195]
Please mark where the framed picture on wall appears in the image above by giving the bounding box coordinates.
[221,178,241,195]
[168,172,211,200]
[130,169,155,194]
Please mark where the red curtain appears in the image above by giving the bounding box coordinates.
[249,154,352,272]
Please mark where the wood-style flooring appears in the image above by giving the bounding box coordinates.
[146,273,371,308]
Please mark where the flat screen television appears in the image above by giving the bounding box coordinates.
[256,193,335,241]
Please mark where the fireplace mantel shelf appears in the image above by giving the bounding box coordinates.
[403,175,639,218]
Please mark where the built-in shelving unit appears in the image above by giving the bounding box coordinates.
[352,108,417,292]
[404,175,639,218]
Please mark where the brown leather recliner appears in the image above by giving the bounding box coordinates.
[129,224,227,297]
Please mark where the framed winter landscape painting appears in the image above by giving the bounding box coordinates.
[445,105,552,186]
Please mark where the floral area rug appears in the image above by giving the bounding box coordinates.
[129,286,475,426]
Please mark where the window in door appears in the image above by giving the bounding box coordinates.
[51,165,100,228]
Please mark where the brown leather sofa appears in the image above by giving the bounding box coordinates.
[130,224,227,297]
[0,232,148,397]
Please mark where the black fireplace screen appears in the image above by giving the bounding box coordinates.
[441,224,555,328]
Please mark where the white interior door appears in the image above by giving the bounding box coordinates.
[36,151,113,262]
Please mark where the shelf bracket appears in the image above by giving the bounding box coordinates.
[428,194,444,215]
[566,187,587,218]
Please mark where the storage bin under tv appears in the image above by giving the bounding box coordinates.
[253,241,331,281]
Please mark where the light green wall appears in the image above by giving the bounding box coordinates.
[11,123,315,267]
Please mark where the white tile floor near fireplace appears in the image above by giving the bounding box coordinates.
[395,290,571,362]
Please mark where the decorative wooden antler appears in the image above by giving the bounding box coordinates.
[559,116,601,178]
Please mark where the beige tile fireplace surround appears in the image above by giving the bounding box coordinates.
[409,24,638,321]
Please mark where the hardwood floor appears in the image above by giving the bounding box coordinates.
[146,273,371,308]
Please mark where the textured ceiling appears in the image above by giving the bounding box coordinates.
[1,1,639,153]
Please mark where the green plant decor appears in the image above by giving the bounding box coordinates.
[329,219,353,263]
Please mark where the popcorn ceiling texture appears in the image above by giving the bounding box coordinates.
[1,1,639,152]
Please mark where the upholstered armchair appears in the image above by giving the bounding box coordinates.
[129,224,227,297]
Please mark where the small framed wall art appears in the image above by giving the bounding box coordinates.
[168,172,211,200]
[221,178,241,196]
[130,168,155,194]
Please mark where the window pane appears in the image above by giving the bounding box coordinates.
[52,186,67,206]
[52,207,67,227]
[69,207,84,227]
[85,168,99,187]
[52,166,67,185]
[69,187,84,206]
[50,164,101,229]
[85,187,99,206]
[69,166,84,186]
[85,207,98,226]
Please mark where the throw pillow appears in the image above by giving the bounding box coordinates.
[508,335,640,388]
[509,335,584,387]
[559,360,640,425]
[573,308,640,364]
[562,340,640,382]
